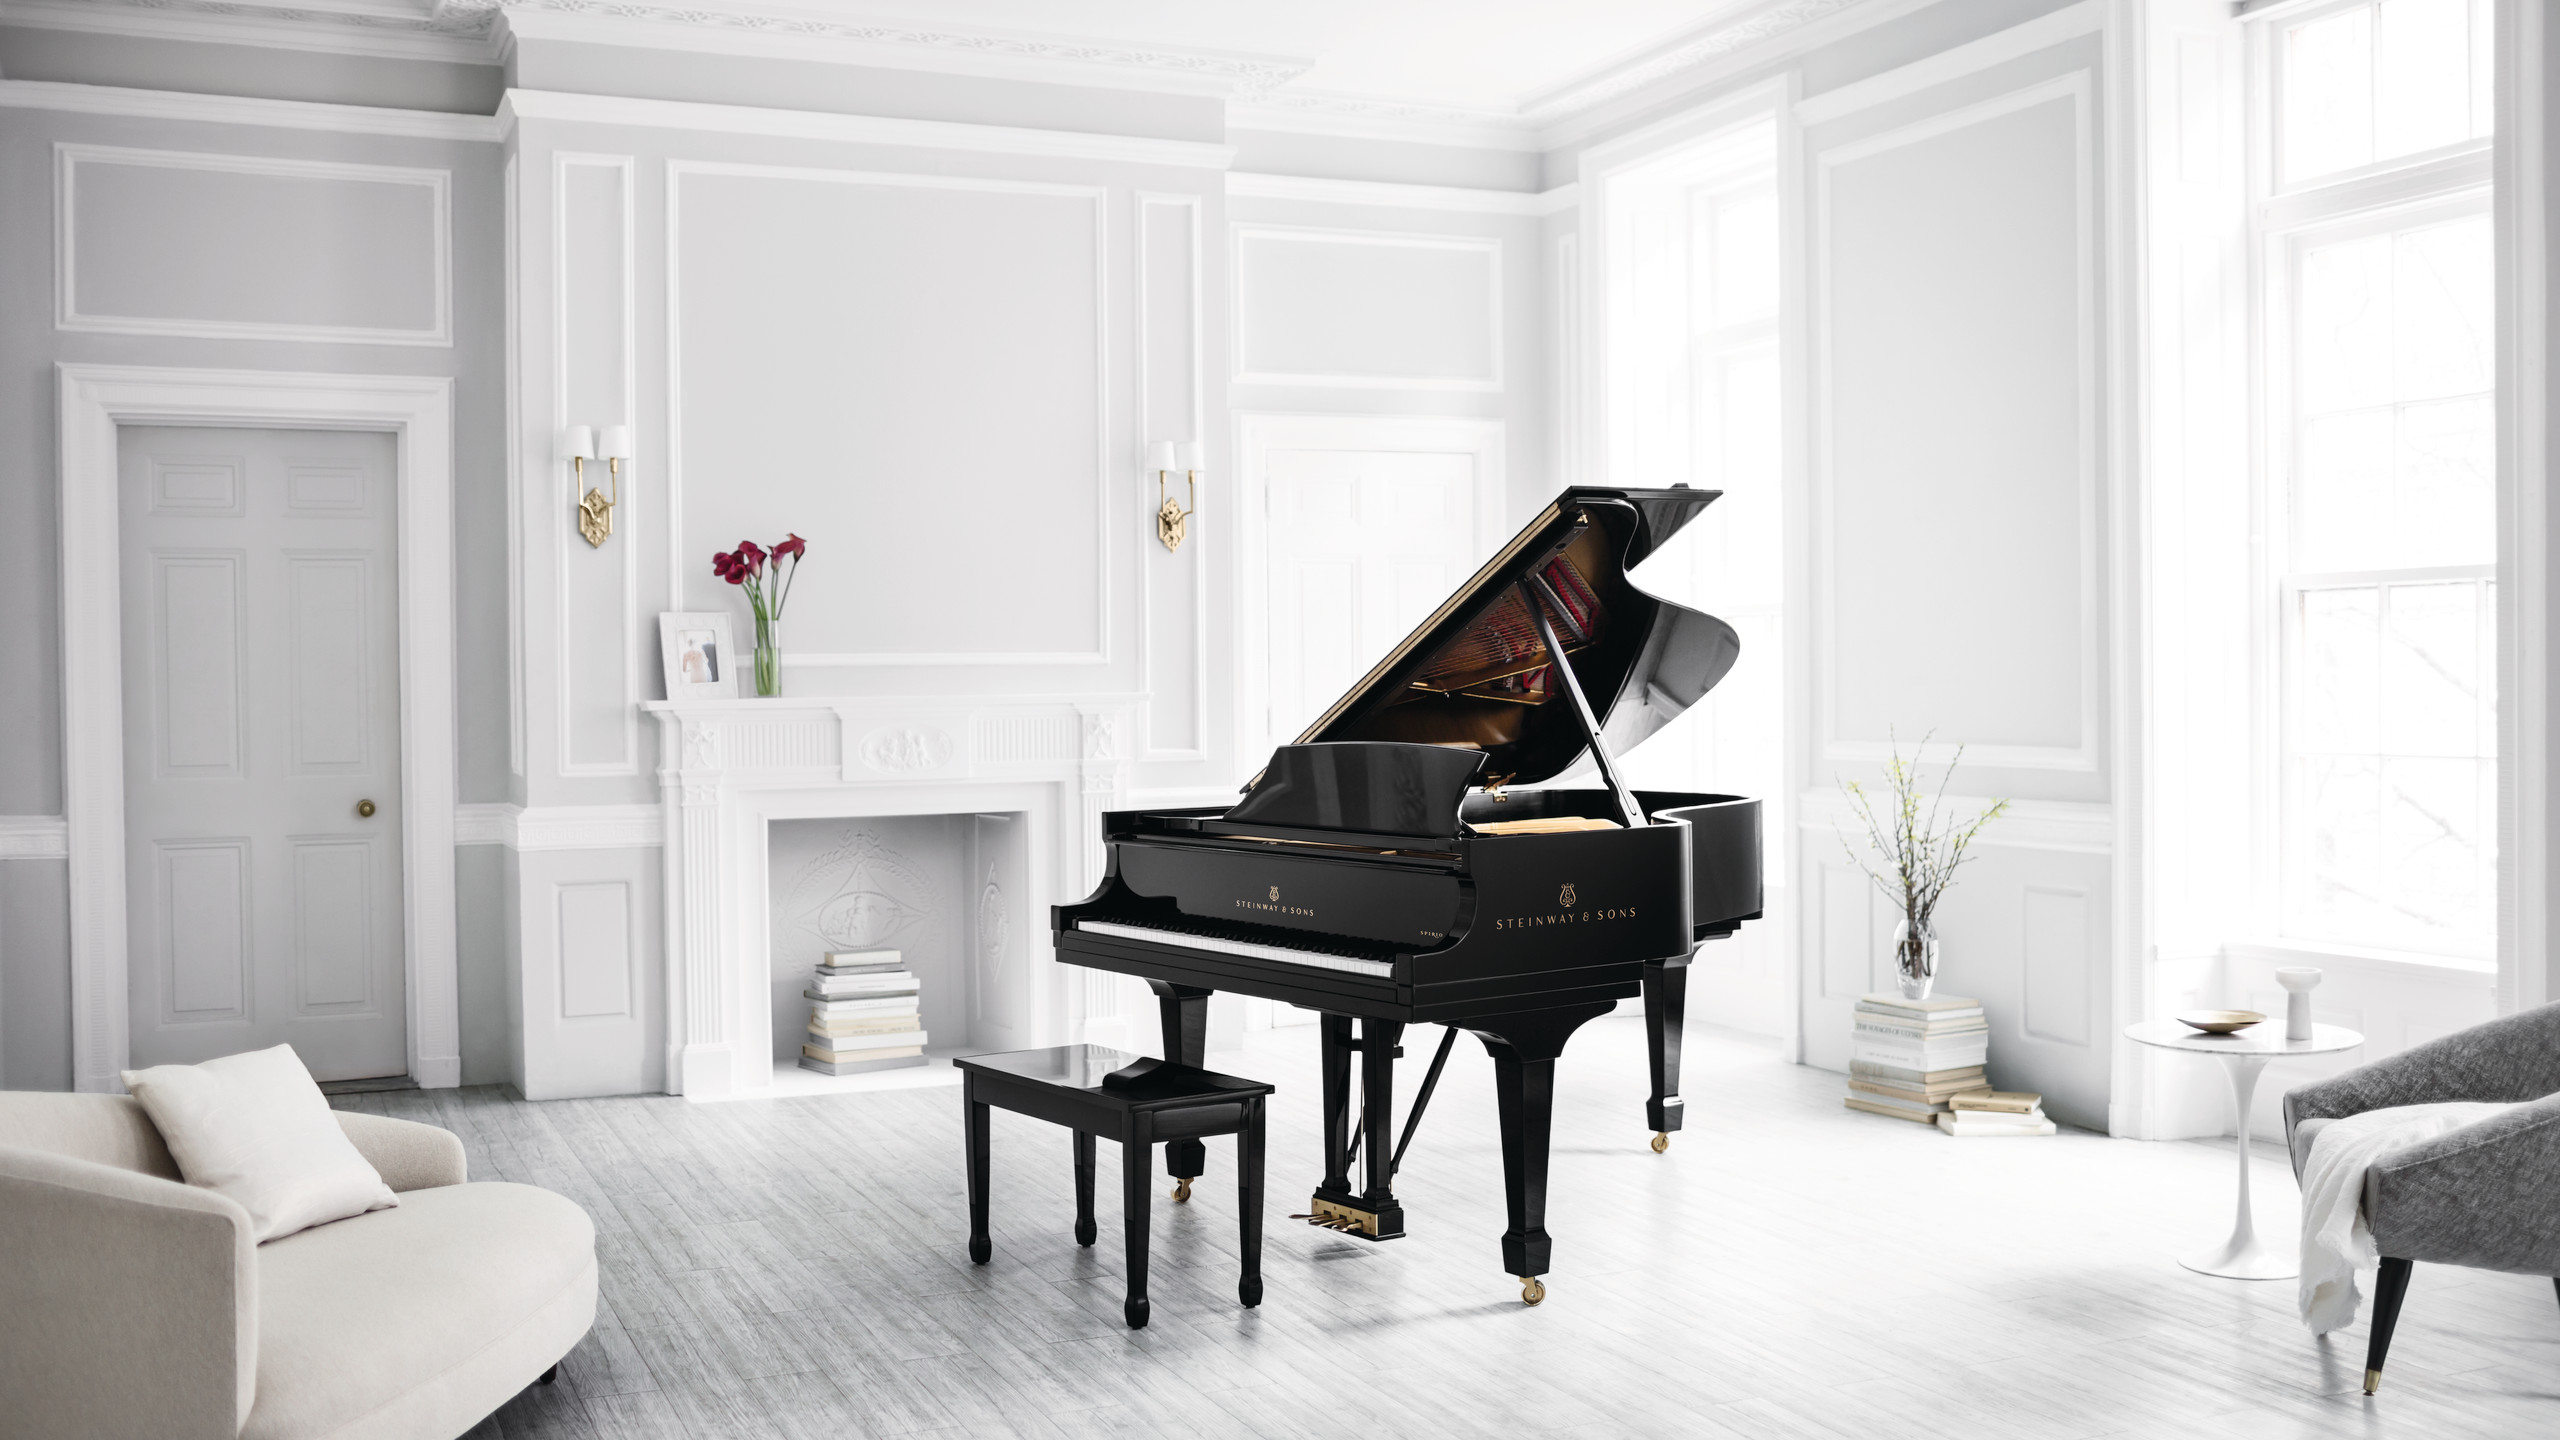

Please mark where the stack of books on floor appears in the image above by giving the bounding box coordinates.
[1844,992,1989,1125]
[1937,1089,2055,1137]
[798,949,927,1075]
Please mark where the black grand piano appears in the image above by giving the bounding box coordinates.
[1054,485,1762,1303]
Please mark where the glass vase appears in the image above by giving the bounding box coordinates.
[752,615,781,698]
[1893,916,1938,1000]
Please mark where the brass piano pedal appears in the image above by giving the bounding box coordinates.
[1517,1276,1546,1306]
[1651,1131,1670,1154]
[1171,1178,1193,1202]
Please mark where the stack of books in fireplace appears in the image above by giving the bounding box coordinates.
[1843,992,1989,1125]
[797,948,927,1075]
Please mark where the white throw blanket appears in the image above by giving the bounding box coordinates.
[2298,1101,2513,1333]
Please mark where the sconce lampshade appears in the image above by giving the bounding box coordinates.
[1177,441,1204,472]
[1147,440,1177,473]
[564,425,597,460]
[599,424,633,461]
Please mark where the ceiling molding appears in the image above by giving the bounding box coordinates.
[1227,171,1577,217]
[0,78,503,141]
[0,0,500,65]
[497,3,1308,99]
[1519,0,1873,123]
[503,88,1235,169]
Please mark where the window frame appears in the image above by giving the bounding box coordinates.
[2248,0,2498,962]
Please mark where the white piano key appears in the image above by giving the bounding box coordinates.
[1074,920,1397,979]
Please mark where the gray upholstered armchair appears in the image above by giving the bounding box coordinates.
[2283,1002,2560,1394]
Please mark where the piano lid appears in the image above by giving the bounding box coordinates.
[1283,486,1741,790]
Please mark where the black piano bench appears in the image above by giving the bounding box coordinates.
[956,1045,1273,1330]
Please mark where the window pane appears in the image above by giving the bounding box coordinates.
[2375,0,2474,158]
[2293,215,2493,572]
[2280,0,2489,184]
[2283,7,2374,182]
[2381,755,2489,934]
[1712,191,1778,327]
[2297,233,2392,415]
[2379,580,2482,756]
[2393,216,2493,400]
[2300,587,2380,754]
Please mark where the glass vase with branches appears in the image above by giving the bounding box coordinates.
[1840,735,2008,999]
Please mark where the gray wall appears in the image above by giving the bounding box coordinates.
[0,101,508,1087]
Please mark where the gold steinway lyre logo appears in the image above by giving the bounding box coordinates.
[1560,882,1577,908]
[1269,885,1280,901]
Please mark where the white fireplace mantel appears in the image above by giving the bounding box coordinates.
[642,695,1139,1098]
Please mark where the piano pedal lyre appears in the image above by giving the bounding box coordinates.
[1651,1131,1670,1154]
[1171,1178,1193,1202]
[1517,1276,1547,1306]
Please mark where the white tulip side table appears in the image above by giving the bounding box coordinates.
[2124,1019,2365,1280]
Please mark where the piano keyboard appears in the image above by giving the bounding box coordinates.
[1075,918,1398,980]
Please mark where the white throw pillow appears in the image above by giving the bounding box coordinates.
[121,1044,398,1243]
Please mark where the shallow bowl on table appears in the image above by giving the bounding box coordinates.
[2176,1009,2265,1034]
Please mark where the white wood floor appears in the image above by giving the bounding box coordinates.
[337,1016,2560,1439]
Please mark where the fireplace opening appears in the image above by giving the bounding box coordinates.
[766,811,1032,1070]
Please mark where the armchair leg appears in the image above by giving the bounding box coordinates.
[2364,1258,2414,1395]
[538,1365,559,1386]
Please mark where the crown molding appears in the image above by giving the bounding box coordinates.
[497,4,1307,100]
[0,0,499,65]
[0,78,503,141]
[1226,171,1577,217]
[502,88,1234,168]
[1226,95,1549,153]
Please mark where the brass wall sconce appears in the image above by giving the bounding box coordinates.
[1148,440,1201,552]
[565,424,631,548]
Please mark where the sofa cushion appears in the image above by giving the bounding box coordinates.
[243,1182,597,1440]
[122,1045,398,1242]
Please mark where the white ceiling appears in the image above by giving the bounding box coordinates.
[741,0,1767,113]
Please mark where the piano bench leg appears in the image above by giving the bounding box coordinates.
[1123,1132,1153,1330]
[1073,1130,1098,1247]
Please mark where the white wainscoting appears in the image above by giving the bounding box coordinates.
[1799,790,2117,1129]
[665,161,1112,667]
[1231,225,1503,391]
[55,144,452,347]
[555,153,640,777]
[1809,71,2100,774]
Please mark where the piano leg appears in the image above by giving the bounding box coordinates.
[1238,1095,1265,1308]
[1150,980,1213,1198]
[1358,1017,1405,1239]
[1318,1013,1354,1198]
[1471,1003,1614,1303]
[1643,958,1689,1152]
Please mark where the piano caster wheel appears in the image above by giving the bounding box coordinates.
[1239,1276,1263,1309]
[1651,1131,1669,1154]
[1518,1276,1546,1307]
[968,1235,991,1265]
[1171,1178,1193,1203]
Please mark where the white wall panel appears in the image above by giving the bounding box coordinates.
[1815,76,2097,770]
[56,145,450,346]
[670,162,1108,665]
[556,879,634,1020]
[556,154,638,775]
[2020,883,2092,1045]
[1233,226,1501,389]
[1140,193,1205,757]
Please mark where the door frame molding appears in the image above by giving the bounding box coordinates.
[58,363,460,1092]
[1231,411,1509,772]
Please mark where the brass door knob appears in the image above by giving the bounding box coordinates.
[356,799,376,818]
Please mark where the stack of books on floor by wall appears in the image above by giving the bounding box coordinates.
[1844,993,1990,1125]
[1937,1089,2055,1137]
[798,949,927,1075]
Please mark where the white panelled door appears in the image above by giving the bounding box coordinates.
[119,427,408,1080]
[1264,443,1487,745]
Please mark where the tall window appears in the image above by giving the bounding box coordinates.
[2262,0,2495,956]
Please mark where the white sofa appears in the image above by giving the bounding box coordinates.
[0,1091,597,1440]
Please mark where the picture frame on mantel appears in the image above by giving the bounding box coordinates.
[659,612,737,700]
